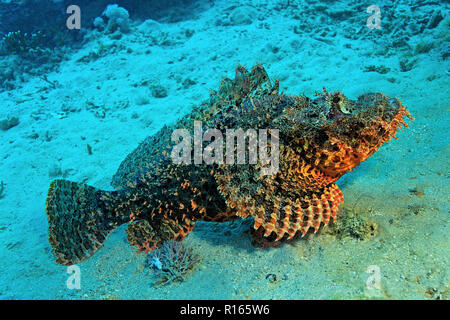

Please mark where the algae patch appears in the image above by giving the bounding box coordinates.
[328,207,378,240]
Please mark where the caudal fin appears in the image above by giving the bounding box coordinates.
[45,179,118,265]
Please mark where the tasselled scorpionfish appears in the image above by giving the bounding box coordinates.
[45,65,412,265]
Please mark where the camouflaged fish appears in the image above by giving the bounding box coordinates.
[45,65,412,265]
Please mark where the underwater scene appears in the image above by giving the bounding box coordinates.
[0,0,448,300]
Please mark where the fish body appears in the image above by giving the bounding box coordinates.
[45,65,412,265]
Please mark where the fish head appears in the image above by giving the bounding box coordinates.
[276,91,413,181]
[319,91,412,178]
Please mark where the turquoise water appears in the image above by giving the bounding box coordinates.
[0,0,448,299]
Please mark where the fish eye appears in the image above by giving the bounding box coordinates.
[332,96,341,104]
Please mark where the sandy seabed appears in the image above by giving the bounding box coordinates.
[0,0,448,299]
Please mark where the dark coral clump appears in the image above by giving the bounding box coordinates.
[1,30,47,56]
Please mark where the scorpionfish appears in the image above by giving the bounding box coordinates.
[45,65,412,265]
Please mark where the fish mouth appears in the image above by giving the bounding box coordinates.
[367,97,413,142]
[352,97,413,160]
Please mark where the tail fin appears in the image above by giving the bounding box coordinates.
[45,179,122,266]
